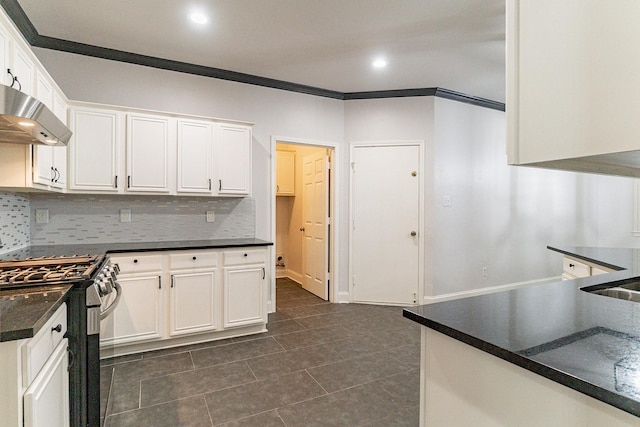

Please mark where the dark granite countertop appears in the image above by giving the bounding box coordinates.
[0,284,72,342]
[403,245,640,418]
[0,238,273,260]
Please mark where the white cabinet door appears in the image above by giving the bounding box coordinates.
[100,274,164,345]
[216,123,252,195]
[32,72,56,188]
[127,114,171,193]
[223,265,266,328]
[32,147,55,187]
[10,44,34,96]
[506,0,640,174]
[51,92,68,189]
[177,119,212,194]
[276,150,295,196]
[0,23,11,86]
[169,270,218,336]
[23,338,70,427]
[69,108,121,192]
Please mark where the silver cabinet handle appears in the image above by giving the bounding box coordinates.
[67,347,75,371]
[209,178,212,191]
[115,175,118,189]
[219,179,222,191]
[171,275,174,288]
[158,275,162,289]
[51,166,55,183]
[262,267,265,280]
[127,176,131,188]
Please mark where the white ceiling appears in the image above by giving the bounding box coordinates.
[17,0,506,101]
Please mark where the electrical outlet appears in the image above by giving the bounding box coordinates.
[120,209,131,223]
[35,209,49,224]
[206,211,215,223]
[482,266,488,277]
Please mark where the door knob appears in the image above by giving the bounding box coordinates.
[410,231,417,237]
[300,227,306,232]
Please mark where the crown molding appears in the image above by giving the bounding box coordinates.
[0,0,505,111]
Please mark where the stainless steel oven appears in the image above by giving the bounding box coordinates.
[0,254,121,427]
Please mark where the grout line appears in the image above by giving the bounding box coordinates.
[245,360,259,382]
[304,369,329,395]
[188,351,196,370]
[275,408,289,427]
[202,394,215,427]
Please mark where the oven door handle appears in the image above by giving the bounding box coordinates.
[100,281,122,321]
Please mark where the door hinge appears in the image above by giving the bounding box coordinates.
[350,162,355,172]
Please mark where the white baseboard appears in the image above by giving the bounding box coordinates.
[282,270,303,285]
[422,276,561,305]
[337,291,350,303]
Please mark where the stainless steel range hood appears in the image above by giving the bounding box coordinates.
[0,84,72,147]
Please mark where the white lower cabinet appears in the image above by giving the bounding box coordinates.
[101,274,164,345]
[23,338,70,427]
[224,266,266,328]
[102,247,268,356]
[561,255,614,281]
[0,303,70,427]
[170,271,218,336]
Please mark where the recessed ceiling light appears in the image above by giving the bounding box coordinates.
[372,58,387,69]
[18,121,35,127]
[189,12,209,25]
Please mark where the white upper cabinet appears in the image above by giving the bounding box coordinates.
[177,119,213,194]
[507,0,640,177]
[216,123,252,195]
[33,71,67,190]
[276,150,295,196]
[0,23,11,86]
[126,114,173,193]
[69,107,122,192]
[51,92,68,188]
[66,104,253,197]
[10,43,34,96]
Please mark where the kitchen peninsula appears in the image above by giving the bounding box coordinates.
[404,246,640,426]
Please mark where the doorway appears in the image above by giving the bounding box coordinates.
[272,139,336,306]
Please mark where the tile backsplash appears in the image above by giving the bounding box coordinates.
[0,192,30,253]
[29,193,255,245]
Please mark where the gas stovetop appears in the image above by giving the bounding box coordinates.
[0,255,104,289]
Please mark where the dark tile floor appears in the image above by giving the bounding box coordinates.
[101,278,421,426]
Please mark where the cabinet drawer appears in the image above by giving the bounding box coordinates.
[23,303,67,386]
[223,249,266,266]
[112,254,163,274]
[591,266,612,276]
[169,251,218,270]
[562,257,590,278]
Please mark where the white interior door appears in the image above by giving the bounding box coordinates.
[302,151,328,300]
[351,144,420,305]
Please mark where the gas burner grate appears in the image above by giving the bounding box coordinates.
[0,255,103,287]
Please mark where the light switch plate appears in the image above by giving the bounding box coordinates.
[206,211,215,223]
[120,209,131,223]
[35,209,49,224]
[443,195,452,207]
